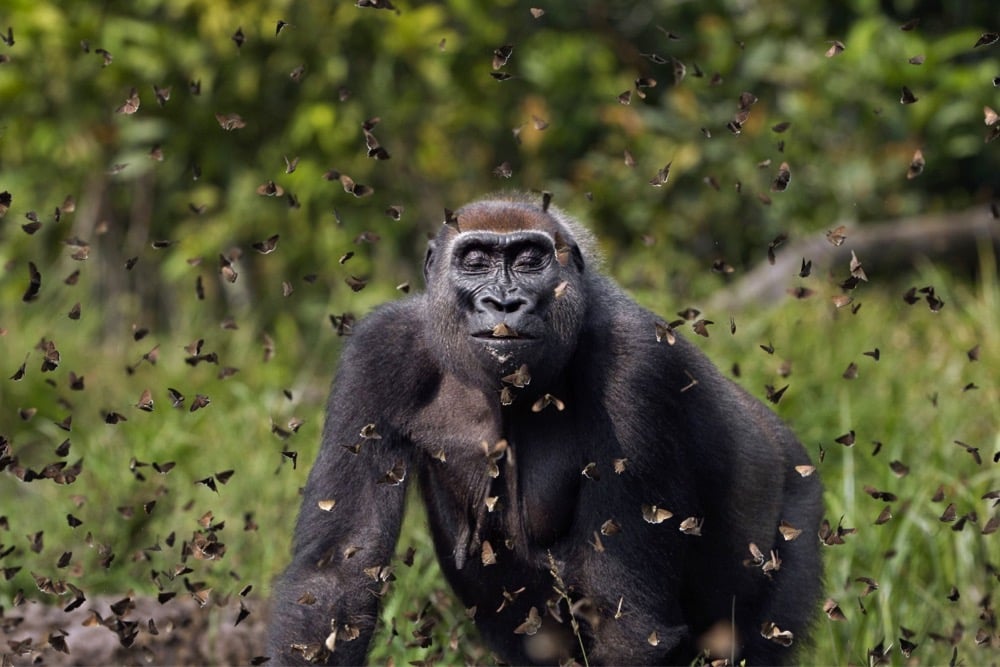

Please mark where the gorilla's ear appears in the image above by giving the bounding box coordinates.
[570,243,585,272]
[423,241,438,283]
[556,233,585,272]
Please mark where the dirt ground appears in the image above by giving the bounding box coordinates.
[1,595,269,666]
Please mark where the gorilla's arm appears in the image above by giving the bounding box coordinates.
[268,307,417,665]
[562,289,821,663]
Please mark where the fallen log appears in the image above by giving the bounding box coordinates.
[711,206,1000,310]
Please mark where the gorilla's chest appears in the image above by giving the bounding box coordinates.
[493,414,584,547]
[410,377,585,559]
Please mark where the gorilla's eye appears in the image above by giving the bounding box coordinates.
[459,250,493,274]
[512,248,549,272]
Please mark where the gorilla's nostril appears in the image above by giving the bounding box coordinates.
[480,295,527,314]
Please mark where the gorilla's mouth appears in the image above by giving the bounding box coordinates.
[471,326,537,342]
[491,322,519,338]
[471,331,535,341]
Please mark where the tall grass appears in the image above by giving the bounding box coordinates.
[371,254,1000,665]
[1,256,996,665]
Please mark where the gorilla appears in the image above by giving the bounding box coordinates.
[268,193,823,665]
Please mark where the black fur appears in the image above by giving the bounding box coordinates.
[268,195,823,665]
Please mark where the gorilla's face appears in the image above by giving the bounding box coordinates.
[424,203,588,393]
[450,231,562,372]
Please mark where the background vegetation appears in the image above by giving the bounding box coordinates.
[0,0,997,665]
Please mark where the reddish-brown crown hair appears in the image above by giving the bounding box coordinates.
[452,200,564,237]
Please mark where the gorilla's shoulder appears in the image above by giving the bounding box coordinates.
[334,296,438,397]
[584,278,721,380]
[341,297,429,359]
[584,278,667,348]
[350,297,425,339]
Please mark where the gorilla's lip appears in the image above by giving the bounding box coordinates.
[470,330,538,342]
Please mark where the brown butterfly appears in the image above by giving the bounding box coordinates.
[345,275,367,292]
[864,485,897,502]
[136,389,154,412]
[826,225,848,246]
[256,181,284,197]
[9,357,26,381]
[363,128,390,160]
[531,393,565,412]
[104,410,127,424]
[747,542,765,566]
[492,44,513,70]
[953,440,982,465]
[887,460,908,477]
[379,461,406,485]
[654,320,678,345]
[481,540,497,566]
[492,323,517,338]
[22,261,41,302]
[338,174,373,197]
[219,254,238,283]
[761,623,794,646]
[95,47,113,66]
[215,112,247,130]
[251,234,280,254]
[974,32,999,48]
[190,394,211,412]
[765,384,789,404]
[501,364,531,388]
[778,520,802,541]
[38,339,60,372]
[906,149,925,179]
[823,598,846,621]
[679,516,703,536]
[825,41,845,57]
[771,162,791,192]
[116,87,140,114]
[691,319,713,337]
[649,162,672,187]
[153,84,171,106]
[513,606,541,635]
[642,504,673,524]
[834,430,856,447]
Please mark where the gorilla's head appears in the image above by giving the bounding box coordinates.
[423,196,591,394]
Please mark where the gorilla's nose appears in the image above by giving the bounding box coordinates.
[478,293,528,314]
